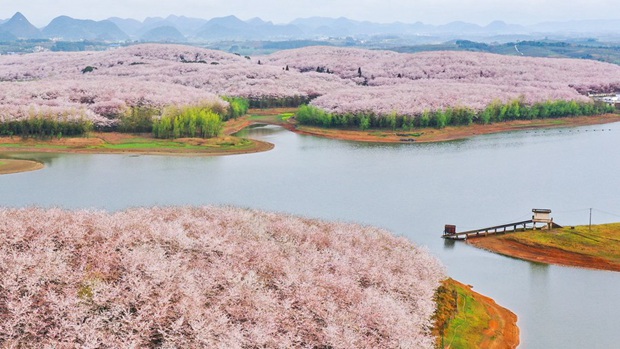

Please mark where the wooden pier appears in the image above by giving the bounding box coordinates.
[442,209,562,240]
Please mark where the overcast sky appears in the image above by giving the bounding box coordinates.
[2,0,618,27]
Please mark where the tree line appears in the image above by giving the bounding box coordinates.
[0,97,252,139]
[121,97,249,138]
[248,95,316,109]
[152,106,222,139]
[0,117,93,138]
[296,99,616,130]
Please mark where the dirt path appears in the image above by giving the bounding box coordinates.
[468,237,620,272]
[0,159,44,175]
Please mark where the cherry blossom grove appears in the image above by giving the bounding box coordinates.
[0,206,445,348]
[262,46,620,115]
[1,43,620,125]
[0,78,225,128]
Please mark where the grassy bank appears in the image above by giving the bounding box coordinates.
[469,223,620,271]
[433,279,519,349]
[0,132,272,156]
[3,108,619,160]
[3,110,620,156]
[244,108,620,144]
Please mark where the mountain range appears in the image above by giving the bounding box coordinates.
[1,12,620,43]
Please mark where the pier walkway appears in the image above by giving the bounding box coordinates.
[442,220,562,240]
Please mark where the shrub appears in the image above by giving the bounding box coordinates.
[81,66,96,74]
[0,117,92,138]
[222,96,249,120]
[118,106,158,133]
[153,106,222,139]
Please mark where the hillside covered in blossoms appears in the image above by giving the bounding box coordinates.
[1,43,620,128]
[0,206,444,348]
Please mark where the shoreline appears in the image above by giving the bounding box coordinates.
[462,281,520,349]
[467,223,620,272]
[0,159,44,175]
[2,112,618,160]
[289,113,620,143]
[435,279,520,349]
[0,132,274,158]
[468,235,620,272]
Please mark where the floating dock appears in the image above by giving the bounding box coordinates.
[442,209,562,240]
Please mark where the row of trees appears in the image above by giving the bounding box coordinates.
[152,106,223,139]
[117,106,159,133]
[222,96,249,120]
[0,97,249,139]
[119,97,247,137]
[112,97,246,135]
[248,95,316,109]
[297,99,616,130]
[0,117,93,138]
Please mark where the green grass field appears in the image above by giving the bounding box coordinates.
[503,223,620,264]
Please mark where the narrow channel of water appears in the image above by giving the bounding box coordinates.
[2,123,619,348]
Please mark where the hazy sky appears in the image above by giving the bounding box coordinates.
[2,0,618,27]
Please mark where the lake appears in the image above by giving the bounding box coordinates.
[2,122,620,348]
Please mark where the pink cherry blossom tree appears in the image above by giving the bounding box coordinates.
[0,206,445,348]
[1,44,619,127]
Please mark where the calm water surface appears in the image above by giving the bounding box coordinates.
[2,123,620,348]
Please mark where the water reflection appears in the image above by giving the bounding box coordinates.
[0,152,61,166]
[443,238,456,250]
[233,124,286,138]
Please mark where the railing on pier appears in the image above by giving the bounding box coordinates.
[442,220,562,240]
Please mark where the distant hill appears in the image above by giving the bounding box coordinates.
[0,12,41,39]
[0,31,17,41]
[292,17,444,36]
[42,16,128,41]
[107,17,143,37]
[164,15,208,36]
[2,11,620,44]
[195,15,252,40]
[195,15,303,40]
[436,21,483,33]
[393,39,620,65]
[484,20,527,34]
[140,26,186,42]
[529,19,620,34]
[135,19,178,38]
